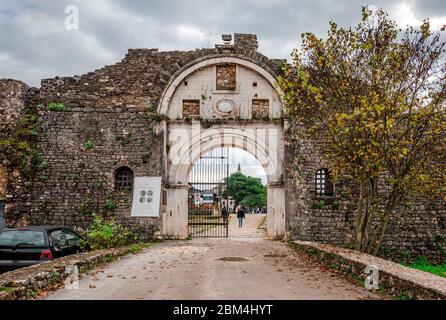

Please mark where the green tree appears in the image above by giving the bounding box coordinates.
[224,172,267,208]
[277,7,446,255]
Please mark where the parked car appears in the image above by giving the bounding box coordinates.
[0,226,82,273]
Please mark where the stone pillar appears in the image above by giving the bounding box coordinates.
[162,185,189,239]
[234,33,258,51]
[266,182,286,239]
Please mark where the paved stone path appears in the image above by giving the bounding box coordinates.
[228,213,266,238]
[45,233,380,300]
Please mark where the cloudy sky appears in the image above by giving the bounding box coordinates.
[190,148,268,186]
[1,0,446,87]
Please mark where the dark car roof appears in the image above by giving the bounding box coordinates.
[2,226,72,231]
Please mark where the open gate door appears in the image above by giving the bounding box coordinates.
[188,147,229,238]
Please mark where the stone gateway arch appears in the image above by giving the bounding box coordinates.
[1,33,444,262]
[159,52,287,239]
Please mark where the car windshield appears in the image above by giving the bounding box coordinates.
[0,230,46,247]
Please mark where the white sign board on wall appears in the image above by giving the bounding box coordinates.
[131,177,162,217]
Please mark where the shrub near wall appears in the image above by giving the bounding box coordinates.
[80,213,138,250]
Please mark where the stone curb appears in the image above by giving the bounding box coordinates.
[290,241,446,300]
[0,246,140,300]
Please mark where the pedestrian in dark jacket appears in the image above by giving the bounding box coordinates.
[236,205,245,227]
[221,205,228,223]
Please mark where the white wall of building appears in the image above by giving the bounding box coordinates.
[160,58,287,240]
[166,64,282,120]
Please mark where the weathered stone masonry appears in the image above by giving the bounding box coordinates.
[0,79,33,226]
[1,33,445,261]
[284,121,446,263]
[1,34,285,239]
[30,107,164,238]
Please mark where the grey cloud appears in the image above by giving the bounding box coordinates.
[0,0,445,87]
[411,0,446,18]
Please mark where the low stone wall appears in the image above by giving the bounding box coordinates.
[290,241,446,300]
[0,245,148,300]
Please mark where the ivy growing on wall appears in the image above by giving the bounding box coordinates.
[146,103,167,123]
[83,139,94,150]
[77,181,118,219]
[37,102,65,111]
[0,105,44,179]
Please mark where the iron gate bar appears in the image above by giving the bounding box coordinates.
[188,147,229,238]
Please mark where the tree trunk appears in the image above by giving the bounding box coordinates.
[370,192,400,255]
[354,179,368,251]
[354,177,380,253]
[365,178,380,254]
[362,178,374,252]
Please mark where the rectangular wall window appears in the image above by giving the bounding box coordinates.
[216,64,236,90]
[252,99,269,118]
[162,189,167,205]
[182,100,200,119]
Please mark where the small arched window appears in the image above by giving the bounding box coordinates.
[115,167,133,193]
[315,168,334,197]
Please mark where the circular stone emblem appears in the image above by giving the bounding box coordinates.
[217,99,234,113]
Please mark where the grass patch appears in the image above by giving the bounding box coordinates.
[83,139,94,150]
[126,242,153,255]
[0,286,14,293]
[104,254,116,263]
[407,257,446,278]
[47,102,65,111]
[310,201,325,209]
[25,289,38,300]
[395,292,411,300]
[49,271,61,286]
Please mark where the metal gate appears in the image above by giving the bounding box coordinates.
[188,147,229,238]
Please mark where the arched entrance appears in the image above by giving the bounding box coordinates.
[188,147,231,238]
[162,122,286,239]
[158,56,287,239]
[188,146,269,238]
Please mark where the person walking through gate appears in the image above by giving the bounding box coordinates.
[221,205,228,223]
[236,205,245,228]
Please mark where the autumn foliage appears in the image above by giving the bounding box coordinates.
[278,7,446,254]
